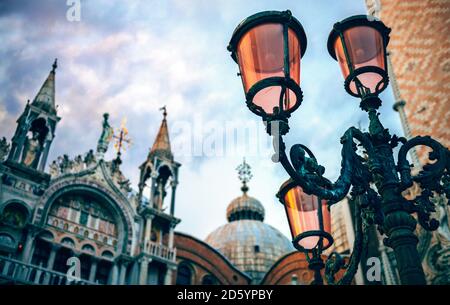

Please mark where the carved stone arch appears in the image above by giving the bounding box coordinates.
[0,199,32,228]
[33,178,135,255]
[176,260,197,285]
[138,162,157,203]
[37,230,54,242]
[59,236,77,248]
[0,199,32,219]
[0,232,16,250]
[140,162,156,183]
[156,163,173,184]
[28,117,49,145]
[80,242,97,255]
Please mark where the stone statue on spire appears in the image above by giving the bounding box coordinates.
[96,113,114,158]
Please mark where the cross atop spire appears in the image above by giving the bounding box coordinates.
[236,158,253,194]
[113,118,132,160]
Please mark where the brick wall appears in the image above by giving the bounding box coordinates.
[370,0,450,162]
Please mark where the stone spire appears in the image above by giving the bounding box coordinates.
[7,59,60,173]
[148,106,173,161]
[31,59,57,115]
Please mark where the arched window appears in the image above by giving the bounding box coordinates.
[201,274,217,285]
[38,230,54,241]
[61,237,75,248]
[81,244,95,254]
[1,202,29,228]
[0,233,15,248]
[101,250,113,259]
[176,263,193,285]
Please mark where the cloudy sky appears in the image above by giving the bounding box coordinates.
[0,0,403,240]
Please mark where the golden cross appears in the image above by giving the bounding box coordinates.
[113,118,132,158]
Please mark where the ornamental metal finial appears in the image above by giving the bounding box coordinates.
[236,158,253,193]
[113,117,132,161]
[52,58,58,73]
[160,105,167,119]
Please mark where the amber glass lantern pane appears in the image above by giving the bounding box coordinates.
[237,24,301,114]
[334,26,385,95]
[284,186,331,250]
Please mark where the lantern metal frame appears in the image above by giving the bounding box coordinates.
[227,10,307,128]
[327,15,391,99]
[229,12,450,285]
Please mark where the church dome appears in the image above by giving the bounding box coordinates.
[226,194,265,222]
[205,160,294,284]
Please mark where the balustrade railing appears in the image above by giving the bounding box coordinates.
[145,241,176,262]
[0,256,96,285]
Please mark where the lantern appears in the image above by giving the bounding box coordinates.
[228,10,307,121]
[278,179,333,252]
[327,15,391,98]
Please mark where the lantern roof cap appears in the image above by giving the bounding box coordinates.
[227,10,308,62]
[327,14,391,60]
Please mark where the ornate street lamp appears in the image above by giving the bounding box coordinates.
[278,178,332,285]
[228,10,450,285]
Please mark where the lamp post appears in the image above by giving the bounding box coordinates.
[228,10,450,285]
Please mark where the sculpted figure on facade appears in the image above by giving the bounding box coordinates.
[21,130,42,167]
[0,137,10,162]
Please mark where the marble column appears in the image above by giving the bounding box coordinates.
[118,262,128,285]
[110,263,119,285]
[144,215,153,252]
[170,181,178,216]
[139,257,149,285]
[21,231,36,264]
[168,226,175,248]
[46,244,59,270]
[164,266,176,285]
[88,258,98,283]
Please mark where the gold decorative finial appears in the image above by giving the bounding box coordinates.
[236,158,252,194]
[52,58,58,73]
[113,118,132,160]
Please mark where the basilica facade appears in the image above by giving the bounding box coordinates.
[0,61,325,285]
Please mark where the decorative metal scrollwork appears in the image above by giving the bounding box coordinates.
[271,113,449,285]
